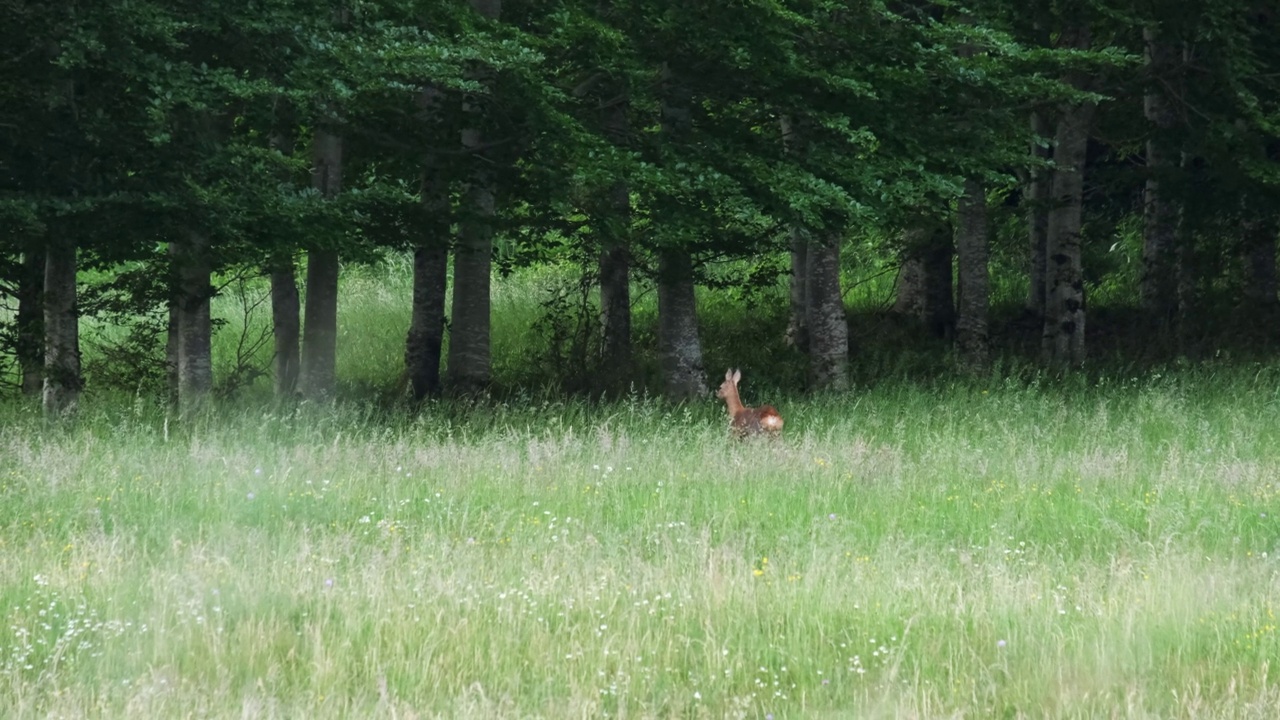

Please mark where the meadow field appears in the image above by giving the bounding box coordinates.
[3,267,1280,718]
[3,372,1280,718]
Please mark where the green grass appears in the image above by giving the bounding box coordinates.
[4,257,1280,716]
[3,371,1280,718]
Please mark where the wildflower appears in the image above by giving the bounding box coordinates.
[997,639,1007,648]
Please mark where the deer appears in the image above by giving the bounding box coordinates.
[716,368,783,439]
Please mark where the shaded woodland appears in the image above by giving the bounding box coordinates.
[1,0,1278,415]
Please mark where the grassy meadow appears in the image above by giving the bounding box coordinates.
[3,264,1280,717]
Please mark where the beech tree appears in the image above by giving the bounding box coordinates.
[2,0,1277,404]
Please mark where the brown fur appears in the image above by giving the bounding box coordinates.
[716,368,783,439]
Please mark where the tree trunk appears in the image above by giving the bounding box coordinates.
[657,247,706,400]
[174,230,213,412]
[598,100,632,384]
[299,128,342,400]
[1175,168,1198,351]
[895,220,955,338]
[445,150,494,395]
[445,0,502,396]
[806,233,848,390]
[165,297,179,406]
[406,87,450,402]
[598,234,631,378]
[406,243,449,401]
[1027,110,1052,317]
[956,177,990,372]
[300,249,339,399]
[17,248,44,396]
[41,235,80,417]
[1243,216,1278,307]
[654,61,705,400]
[1140,27,1179,323]
[270,252,301,397]
[787,228,810,352]
[1042,27,1096,368]
[779,115,810,352]
[1174,40,1200,351]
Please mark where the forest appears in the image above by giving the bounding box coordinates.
[2,0,1275,412]
[4,3,1280,717]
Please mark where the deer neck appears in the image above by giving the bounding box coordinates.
[722,385,746,417]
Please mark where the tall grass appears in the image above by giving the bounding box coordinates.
[3,257,1280,716]
[2,368,1279,717]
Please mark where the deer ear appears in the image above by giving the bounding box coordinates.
[725,368,734,381]
[731,369,741,384]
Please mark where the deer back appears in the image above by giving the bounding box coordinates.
[731,405,784,437]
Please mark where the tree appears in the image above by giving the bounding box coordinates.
[1140,25,1180,323]
[42,233,79,417]
[446,0,504,396]
[1026,110,1053,319]
[173,231,213,412]
[895,220,955,338]
[656,247,706,400]
[406,87,451,401]
[270,250,302,397]
[955,178,990,371]
[299,128,343,400]
[597,98,634,385]
[779,116,809,354]
[16,248,43,395]
[654,63,707,400]
[405,111,450,401]
[805,232,848,390]
[1041,23,1096,368]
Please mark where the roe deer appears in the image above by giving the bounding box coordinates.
[716,368,783,439]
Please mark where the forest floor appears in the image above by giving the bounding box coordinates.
[3,372,1279,718]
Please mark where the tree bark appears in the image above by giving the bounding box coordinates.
[1140,27,1179,323]
[299,128,342,400]
[598,100,633,383]
[406,243,449,401]
[654,61,705,400]
[806,233,848,390]
[956,177,990,372]
[174,230,213,413]
[41,234,80,417]
[445,0,502,396]
[787,228,810,352]
[1027,110,1052,317]
[779,115,810,352]
[598,234,631,378]
[1042,26,1096,368]
[1175,168,1198,351]
[657,247,706,400]
[165,296,179,406]
[300,249,339,399]
[445,141,494,395]
[17,248,44,396]
[895,220,954,338]
[405,87,450,402]
[1173,41,1201,351]
[270,252,301,397]
[1243,216,1278,307]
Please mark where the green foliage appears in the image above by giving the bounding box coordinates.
[3,0,1279,397]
